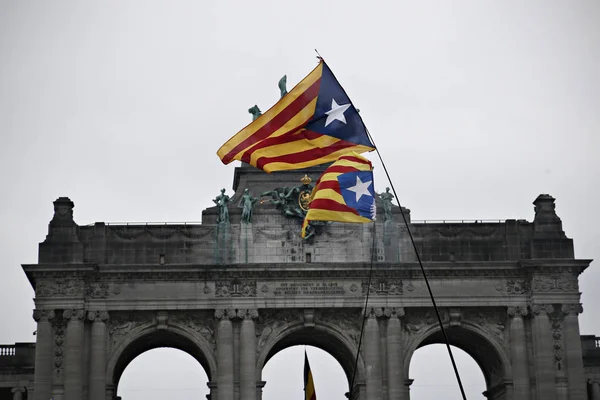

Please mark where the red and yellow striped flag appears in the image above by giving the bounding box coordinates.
[301,152,376,238]
[217,60,375,172]
[304,351,317,400]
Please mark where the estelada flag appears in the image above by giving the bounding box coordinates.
[301,152,375,238]
[304,351,317,400]
[217,60,375,172]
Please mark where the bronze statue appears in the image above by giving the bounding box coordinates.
[248,105,262,121]
[238,189,258,223]
[213,188,230,223]
[278,75,288,98]
[377,187,394,222]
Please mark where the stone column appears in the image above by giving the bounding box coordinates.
[364,308,382,400]
[88,311,109,400]
[240,309,258,400]
[216,309,235,400]
[32,309,54,400]
[386,308,404,400]
[507,306,530,400]
[561,304,586,400]
[11,388,24,400]
[63,309,85,400]
[589,379,600,400]
[531,304,556,400]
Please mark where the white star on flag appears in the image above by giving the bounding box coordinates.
[347,176,373,202]
[324,98,351,127]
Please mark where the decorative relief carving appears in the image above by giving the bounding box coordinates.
[532,275,578,292]
[36,279,84,297]
[549,312,565,370]
[531,304,554,316]
[87,311,110,322]
[462,308,507,345]
[362,279,402,296]
[507,306,528,318]
[255,310,302,356]
[171,312,216,350]
[108,313,151,353]
[63,309,85,321]
[86,282,121,298]
[215,279,257,297]
[108,226,214,240]
[404,309,438,334]
[317,308,362,346]
[561,303,583,316]
[33,309,55,322]
[503,279,530,294]
[53,318,66,372]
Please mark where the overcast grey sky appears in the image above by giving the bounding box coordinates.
[1,1,599,399]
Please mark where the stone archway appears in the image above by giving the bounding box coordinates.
[256,309,366,398]
[403,311,511,400]
[105,312,218,399]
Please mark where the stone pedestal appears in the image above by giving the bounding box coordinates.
[239,223,254,263]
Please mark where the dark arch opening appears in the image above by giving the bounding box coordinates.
[261,325,359,388]
[417,327,505,388]
[263,345,347,400]
[118,348,209,400]
[410,344,486,399]
[112,329,212,389]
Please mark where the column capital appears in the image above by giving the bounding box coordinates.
[214,309,238,320]
[87,311,110,322]
[531,304,554,316]
[384,307,405,318]
[561,303,583,316]
[507,306,528,318]
[63,309,86,321]
[11,387,25,393]
[239,309,259,320]
[33,309,55,322]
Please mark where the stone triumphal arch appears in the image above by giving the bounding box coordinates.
[9,164,598,400]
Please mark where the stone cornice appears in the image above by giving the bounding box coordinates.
[22,260,591,286]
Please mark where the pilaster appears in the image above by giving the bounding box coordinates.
[32,309,54,400]
[589,379,600,400]
[386,307,405,400]
[239,309,258,400]
[364,308,382,400]
[88,311,110,400]
[507,306,530,400]
[215,309,236,400]
[561,304,586,400]
[63,309,85,400]
[531,304,556,400]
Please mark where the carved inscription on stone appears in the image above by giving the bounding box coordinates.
[272,281,346,296]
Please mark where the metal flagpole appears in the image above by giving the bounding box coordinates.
[367,129,469,400]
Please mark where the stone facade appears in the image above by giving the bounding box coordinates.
[1,164,599,399]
